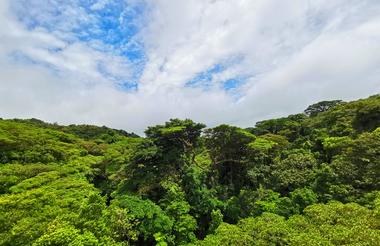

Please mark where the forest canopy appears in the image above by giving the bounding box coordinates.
[1,94,380,245]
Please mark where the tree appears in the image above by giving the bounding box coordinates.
[328,128,380,198]
[304,100,344,117]
[159,180,197,245]
[199,202,380,245]
[145,119,205,167]
[246,134,289,188]
[204,125,255,192]
[117,119,205,200]
[109,195,173,245]
[270,151,317,193]
[353,94,380,132]
[251,114,306,141]
[289,188,318,213]
[33,222,99,246]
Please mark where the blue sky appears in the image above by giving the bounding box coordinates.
[0,0,380,134]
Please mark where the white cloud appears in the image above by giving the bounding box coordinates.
[0,0,380,134]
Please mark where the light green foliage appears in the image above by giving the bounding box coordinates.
[208,209,223,234]
[159,125,186,134]
[322,136,353,161]
[0,120,86,163]
[200,202,380,245]
[198,223,254,246]
[33,224,98,246]
[0,175,97,245]
[159,180,197,244]
[0,120,127,245]
[249,133,289,152]
[294,202,380,245]
[109,195,173,244]
[322,136,352,151]
[248,137,276,152]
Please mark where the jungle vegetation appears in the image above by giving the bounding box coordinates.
[1,94,380,245]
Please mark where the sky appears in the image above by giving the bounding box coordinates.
[0,0,380,134]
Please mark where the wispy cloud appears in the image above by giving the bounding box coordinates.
[0,0,379,134]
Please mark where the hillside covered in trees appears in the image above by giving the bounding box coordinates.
[1,94,380,245]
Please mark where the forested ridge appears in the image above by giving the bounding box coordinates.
[1,94,380,245]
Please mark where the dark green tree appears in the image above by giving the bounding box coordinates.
[204,125,255,193]
[304,100,344,117]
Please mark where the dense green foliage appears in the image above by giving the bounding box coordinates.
[1,94,380,245]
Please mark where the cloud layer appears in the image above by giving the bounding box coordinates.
[1,0,380,134]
